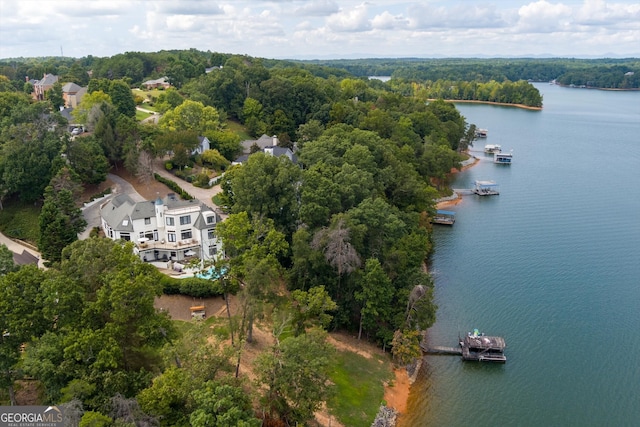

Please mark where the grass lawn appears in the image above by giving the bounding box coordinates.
[226,119,252,141]
[327,349,393,427]
[0,199,41,244]
[136,109,153,121]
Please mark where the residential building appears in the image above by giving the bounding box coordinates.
[141,77,171,89]
[233,134,297,165]
[31,73,59,101]
[193,136,211,155]
[61,82,87,108]
[100,193,223,263]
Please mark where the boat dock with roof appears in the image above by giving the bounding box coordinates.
[432,210,456,225]
[473,180,500,196]
[422,329,507,363]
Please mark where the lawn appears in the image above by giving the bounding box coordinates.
[327,349,393,427]
[0,199,41,244]
[226,119,252,141]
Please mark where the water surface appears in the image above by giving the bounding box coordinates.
[401,84,640,426]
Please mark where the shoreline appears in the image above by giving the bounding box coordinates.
[435,155,479,209]
[381,154,479,425]
[429,98,542,111]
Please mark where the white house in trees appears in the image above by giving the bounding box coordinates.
[100,193,223,263]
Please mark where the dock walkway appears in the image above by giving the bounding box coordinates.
[423,346,463,356]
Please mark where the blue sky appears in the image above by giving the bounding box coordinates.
[1,0,639,59]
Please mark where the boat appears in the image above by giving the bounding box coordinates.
[431,210,456,225]
[475,128,488,138]
[473,180,499,196]
[459,329,507,363]
[484,144,502,154]
[494,151,513,165]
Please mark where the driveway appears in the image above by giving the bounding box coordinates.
[79,173,146,240]
[152,158,224,209]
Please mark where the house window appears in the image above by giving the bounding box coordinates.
[120,233,131,241]
[209,246,218,257]
[168,232,176,242]
[181,230,192,240]
[207,229,215,239]
[166,217,174,226]
[145,217,151,225]
[206,215,215,224]
[180,215,191,225]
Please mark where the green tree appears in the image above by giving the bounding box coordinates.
[391,329,423,365]
[0,124,62,203]
[66,136,109,185]
[79,411,112,427]
[108,79,136,117]
[217,213,287,345]
[38,185,86,264]
[0,266,48,404]
[45,81,64,110]
[204,130,242,162]
[355,258,394,340]
[290,286,337,336]
[254,329,333,425]
[159,100,221,135]
[200,149,230,171]
[24,239,174,406]
[0,244,17,275]
[189,380,260,427]
[73,90,112,124]
[227,152,302,236]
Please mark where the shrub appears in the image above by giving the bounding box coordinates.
[179,277,223,297]
[153,174,193,200]
[165,162,173,171]
[192,172,211,188]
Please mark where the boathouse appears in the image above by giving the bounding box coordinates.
[461,332,507,362]
[494,151,513,164]
[432,210,456,225]
[473,180,499,196]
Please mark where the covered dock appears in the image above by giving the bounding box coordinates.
[473,180,500,196]
[432,210,456,225]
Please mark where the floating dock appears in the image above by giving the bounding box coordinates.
[431,210,456,225]
[473,180,500,196]
[421,330,507,363]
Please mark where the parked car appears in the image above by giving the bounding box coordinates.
[71,127,82,135]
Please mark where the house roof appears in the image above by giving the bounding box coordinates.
[12,249,38,266]
[35,74,58,86]
[142,77,169,86]
[241,134,277,153]
[62,82,82,93]
[102,193,217,232]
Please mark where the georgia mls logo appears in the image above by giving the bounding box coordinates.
[0,406,63,427]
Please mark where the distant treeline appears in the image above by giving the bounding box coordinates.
[404,79,543,108]
[302,58,640,90]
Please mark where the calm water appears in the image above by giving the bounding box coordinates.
[401,84,640,426]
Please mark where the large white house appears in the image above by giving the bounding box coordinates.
[100,193,223,263]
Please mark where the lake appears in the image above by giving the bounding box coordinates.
[400,83,640,426]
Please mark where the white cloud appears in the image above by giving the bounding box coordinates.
[295,0,340,17]
[0,0,639,59]
[516,1,573,33]
[326,3,371,32]
[371,11,408,30]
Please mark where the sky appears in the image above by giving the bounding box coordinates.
[1,0,639,60]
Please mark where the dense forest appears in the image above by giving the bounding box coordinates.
[0,50,569,425]
[302,57,640,89]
